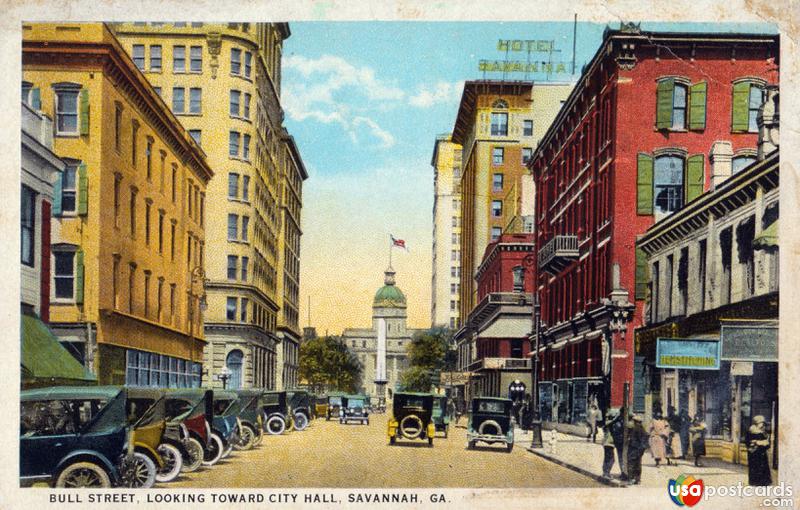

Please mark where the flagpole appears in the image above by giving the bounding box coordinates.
[388,234,393,268]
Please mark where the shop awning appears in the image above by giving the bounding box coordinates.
[754,220,778,249]
[21,314,96,386]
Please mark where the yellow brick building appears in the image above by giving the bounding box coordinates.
[111,22,303,389]
[22,23,214,385]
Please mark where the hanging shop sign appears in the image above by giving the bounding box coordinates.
[656,337,721,370]
[721,323,778,362]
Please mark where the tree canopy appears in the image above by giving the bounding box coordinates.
[299,336,362,394]
[398,327,456,392]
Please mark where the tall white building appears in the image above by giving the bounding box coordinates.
[430,134,463,330]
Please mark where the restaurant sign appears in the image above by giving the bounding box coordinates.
[721,324,778,362]
[656,337,721,370]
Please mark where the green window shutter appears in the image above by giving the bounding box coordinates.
[31,88,41,110]
[53,173,63,215]
[685,154,705,204]
[637,153,654,215]
[731,81,750,132]
[656,79,674,130]
[77,163,88,216]
[75,249,85,304]
[634,246,648,301]
[79,88,90,136]
[688,81,707,130]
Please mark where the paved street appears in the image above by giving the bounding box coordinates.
[169,413,600,488]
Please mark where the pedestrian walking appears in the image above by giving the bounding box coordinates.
[678,409,691,460]
[689,416,707,467]
[649,412,671,466]
[746,415,772,486]
[666,407,683,461]
[609,409,626,479]
[586,403,602,443]
[520,393,533,432]
[447,398,456,422]
[601,410,621,478]
[626,415,649,485]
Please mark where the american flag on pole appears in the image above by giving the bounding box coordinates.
[390,235,407,250]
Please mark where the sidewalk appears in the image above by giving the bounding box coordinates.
[514,427,752,488]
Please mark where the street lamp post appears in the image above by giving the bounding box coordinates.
[218,365,232,389]
[520,254,543,449]
[187,266,207,387]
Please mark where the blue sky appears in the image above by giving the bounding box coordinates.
[285,21,776,334]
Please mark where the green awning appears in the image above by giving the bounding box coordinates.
[21,314,96,386]
[754,220,778,249]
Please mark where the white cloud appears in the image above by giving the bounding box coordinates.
[408,80,464,108]
[352,116,396,148]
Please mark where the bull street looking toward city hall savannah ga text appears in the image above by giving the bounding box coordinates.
[11,6,796,510]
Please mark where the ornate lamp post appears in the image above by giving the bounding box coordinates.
[187,266,207,387]
[521,254,543,449]
[218,365,232,389]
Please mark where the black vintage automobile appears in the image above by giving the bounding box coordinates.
[211,390,241,460]
[339,394,369,425]
[325,392,346,420]
[260,390,292,435]
[287,389,312,431]
[20,386,132,488]
[467,397,514,452]
[163,389,212,473]
[387,392,435,446]
[232,389,264,450]
[431,395,451,438]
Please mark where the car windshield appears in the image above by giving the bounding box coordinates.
[401,398,425,408]
[477,401,506,413]
[21,398,108,437]
[348,399,364,407]
[329,397,342,406]
[213,399,235,415]
[165,399,194,421]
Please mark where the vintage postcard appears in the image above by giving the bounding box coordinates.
[1,0,798,509]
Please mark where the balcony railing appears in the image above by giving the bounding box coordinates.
[538,234,579,274]
[467,357,532,372]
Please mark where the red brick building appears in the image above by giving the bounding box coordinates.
[529,25,778,427]
[455,233,535,399]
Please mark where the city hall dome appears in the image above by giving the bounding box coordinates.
[373,267,407,308]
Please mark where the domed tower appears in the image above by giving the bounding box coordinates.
[372,266,408,401]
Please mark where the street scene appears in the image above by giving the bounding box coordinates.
[17,14,784,501]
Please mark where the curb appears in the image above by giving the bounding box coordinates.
[526,448,626,488]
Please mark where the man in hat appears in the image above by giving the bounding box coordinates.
[602,409,622,478]
[626,414,649,485]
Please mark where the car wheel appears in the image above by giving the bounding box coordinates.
[180,438,204,473]
[121,452,157,488]
[506,443,514,453]
[293,412,309,431]
[266,415,286,435]
[155,443,183,483]
[478,419,502,436]
[202,433,224,466]
[221,443,233,459]
[55,461,111,488]
[233,425,255,451]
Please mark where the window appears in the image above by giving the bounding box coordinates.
[171,166,177,203]
[173,46,186,73]
[227,255,237,280]
[492,147,504,165]
[450,300,456,311]
[226,297,237,320]
[242,175,250,201]
[145,139,153,180]
[129,188,137,236]
[149,45,162,71]
[114,105,122,151]
[131,121,138,166]
[112,256,120,309]
[228,214,238,240]
[491,226,502,241]
[190,46,202,72]
[21,185,35,266]
[169,283,176,322]
[189,87,201,113]
[228,173,239,199]
[231,48,241,75]
[491,112,508,136]
[170,221,176,260]
[243,93,251,118]
[241,256,249,281]
[144,201,151,244]
[732,154,756,174]
[491,200,503,217]
[21,81,33,106]
[172,87,185,113]
[60,163,77,213]
[244,52,252,78]
[230,90,240,116]
[226,350,243,389]
[672,83,688,129]
[523,119,533,136]
[158,211,164,253]
[653,155,685,214]
[240,298,248,321]
[157,278,164,321]
[113,175,121,227]
[55,88,79,135]
[188,130,201,146]
[229,131,240,156]
[493,173,504,192]
[522,147,533,165]
[748,85,765,132]
[132,44,145,70]
[241,216,249,241]
[54,250,75,299]
[242,134,250,160]
[143,271,151,317]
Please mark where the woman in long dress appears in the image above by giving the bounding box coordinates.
[689,416,707,467]
[649,413,671,466]
[746,415,772,486]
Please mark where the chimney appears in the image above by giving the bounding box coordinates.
[757,85,779,160]
[709,141,733,190]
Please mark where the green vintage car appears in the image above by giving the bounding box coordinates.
[431,395,450,438]
[339,395,369,425]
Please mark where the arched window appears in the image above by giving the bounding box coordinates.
[226,349,244,389]
[492,99,508,109]
[654,154,685,214]
[491,99,509,136]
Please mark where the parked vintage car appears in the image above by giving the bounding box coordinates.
[467,397,514,452]
[20,386,132,488]
[125,387,177,486]
[259,390,293,435]
[232,389,264,450]
[163,389,212,472]
[431,395,450,438]
[339,395,369,425]
[314,395,328,419]
[325,392,347,420]
[211,390,241,460]
[387,392,435,446]
[287,389,312,431]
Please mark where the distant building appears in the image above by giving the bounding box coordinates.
[342,267,426,399]
[430,134,463,330]
[302,327,317,342]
